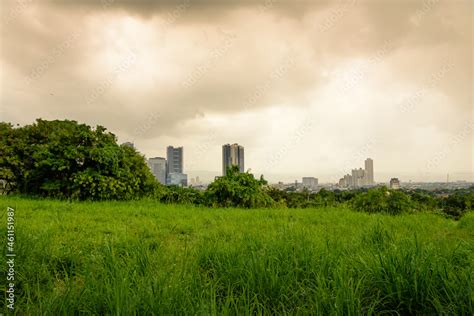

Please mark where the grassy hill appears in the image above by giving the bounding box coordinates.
[0,196,472,314]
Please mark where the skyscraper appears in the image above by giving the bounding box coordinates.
[166,146,187,186]
[148,157,167,184]
[222,143,244,175]
[351,168,365,187]
[166,146,183,173]
[365,158,374,185]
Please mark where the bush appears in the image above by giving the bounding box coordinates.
[352,187,414,215]
[205,166,274,208]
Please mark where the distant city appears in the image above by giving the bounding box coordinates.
[122,142,473,191]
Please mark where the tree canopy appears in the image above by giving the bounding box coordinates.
[0,119,159,200]
[205,165,274,208]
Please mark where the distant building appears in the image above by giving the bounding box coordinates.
[364,158,374,185]
[121,142,135,149]
[390,178,401,189]
[165,146,188,186]
[168,173,188,187]
[148,157,167,184]
[302,177,318,189]
[222,143,244,175]
[351,168,365,188]
[167,146,183,174]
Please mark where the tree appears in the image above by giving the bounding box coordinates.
[0,119,160,200]
[352,187,414,215]
[205,166,274,208]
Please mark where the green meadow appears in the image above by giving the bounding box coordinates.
[0,196,472,314]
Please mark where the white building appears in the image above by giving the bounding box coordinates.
[364,158,374,185]
[148,157,167,184]
[390,178,401,189]
[302,177,318,189]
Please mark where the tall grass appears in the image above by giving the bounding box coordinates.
[0,196,472,314]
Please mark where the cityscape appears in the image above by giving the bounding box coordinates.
[124,142,472,192]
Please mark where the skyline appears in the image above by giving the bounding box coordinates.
[142,142,469,185]
[1,0,472,183]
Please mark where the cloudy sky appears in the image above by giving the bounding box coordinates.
[1,0,472,183]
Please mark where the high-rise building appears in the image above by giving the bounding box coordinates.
[222,143,245,175]
[166,146,187,186]
[390,178,400,189]
[338,174,353,188]
[148,157,167,184]
[351,168,365,188]
[166,146,183,174]
[168,173,188,187]
[364,158,374,185]
[302,177,318,189]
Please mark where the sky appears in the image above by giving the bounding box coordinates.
[0,0,473,183]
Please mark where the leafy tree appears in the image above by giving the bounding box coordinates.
[205,166,274,208]
[0,119,159,200]
[352,187,414,215]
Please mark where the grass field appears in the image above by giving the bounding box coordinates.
[0,196,472,314]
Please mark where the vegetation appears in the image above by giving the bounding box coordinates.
[0,196,472,314]
[1,119,472,219]
[0,120,158,200]
[205,166,274,208]
[352,186,413,215]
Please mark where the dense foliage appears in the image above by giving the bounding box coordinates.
[0,119,159,200]
[352,186,413,215]
[205,166,274,208]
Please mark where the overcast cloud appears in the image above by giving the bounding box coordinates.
[1,0,472,183]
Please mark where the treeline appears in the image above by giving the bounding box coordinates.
[159,183,473,219]
[1,119,472,219]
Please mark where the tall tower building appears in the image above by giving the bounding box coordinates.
[222,143,244,175]
[148,157,167,184]
[351,168,365,188]
[365,158,374,185]
[167,146,183,174]
[166,146,187,186]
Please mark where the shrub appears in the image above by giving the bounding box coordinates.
[205,166,274,208]
[352,187,414,215]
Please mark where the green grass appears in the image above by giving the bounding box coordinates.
[0,196,472,315]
